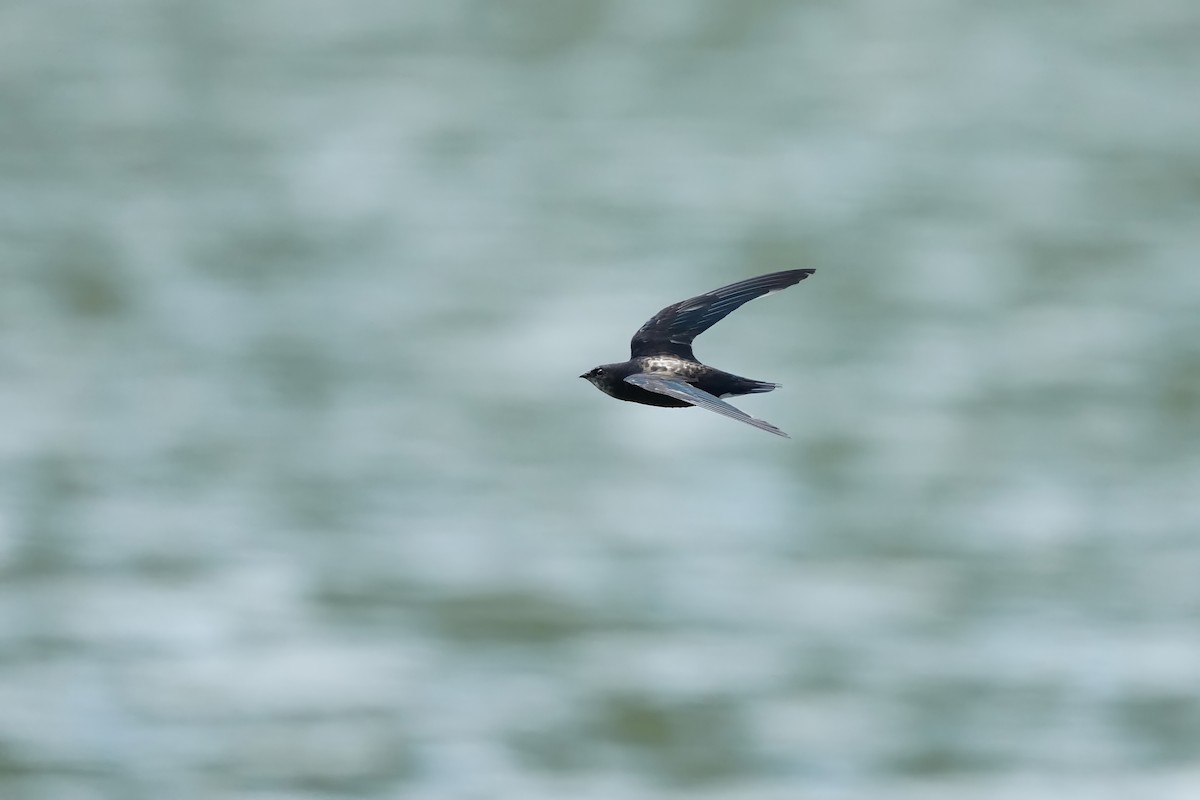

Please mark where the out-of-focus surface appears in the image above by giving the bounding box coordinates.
[2,1,1199,798]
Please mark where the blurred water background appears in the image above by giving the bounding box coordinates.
[3,1,1200,798]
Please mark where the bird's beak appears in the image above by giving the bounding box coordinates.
[578,373,587,379]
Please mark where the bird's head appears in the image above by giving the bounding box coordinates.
[580,363,622,391]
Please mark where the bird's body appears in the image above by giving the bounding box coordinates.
[581,269,814,437]
[584,356,778,407]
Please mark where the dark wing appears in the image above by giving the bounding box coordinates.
[624,373,789,438]
[630,269,814,359]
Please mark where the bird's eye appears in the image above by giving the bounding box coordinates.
[595,368,605,375]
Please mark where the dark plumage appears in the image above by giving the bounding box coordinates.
[580,269,814,437]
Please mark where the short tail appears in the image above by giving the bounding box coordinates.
[745,380,780,394]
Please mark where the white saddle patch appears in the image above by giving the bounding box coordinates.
[642,356,688,373]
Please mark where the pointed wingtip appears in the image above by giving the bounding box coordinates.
[746,415,791,438]
[765,269,814,294]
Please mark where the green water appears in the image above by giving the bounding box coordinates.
[2,2,1199,798]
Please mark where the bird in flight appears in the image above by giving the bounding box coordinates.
[580,269,815,438]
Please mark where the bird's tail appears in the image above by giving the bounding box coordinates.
[744,380,780,394]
